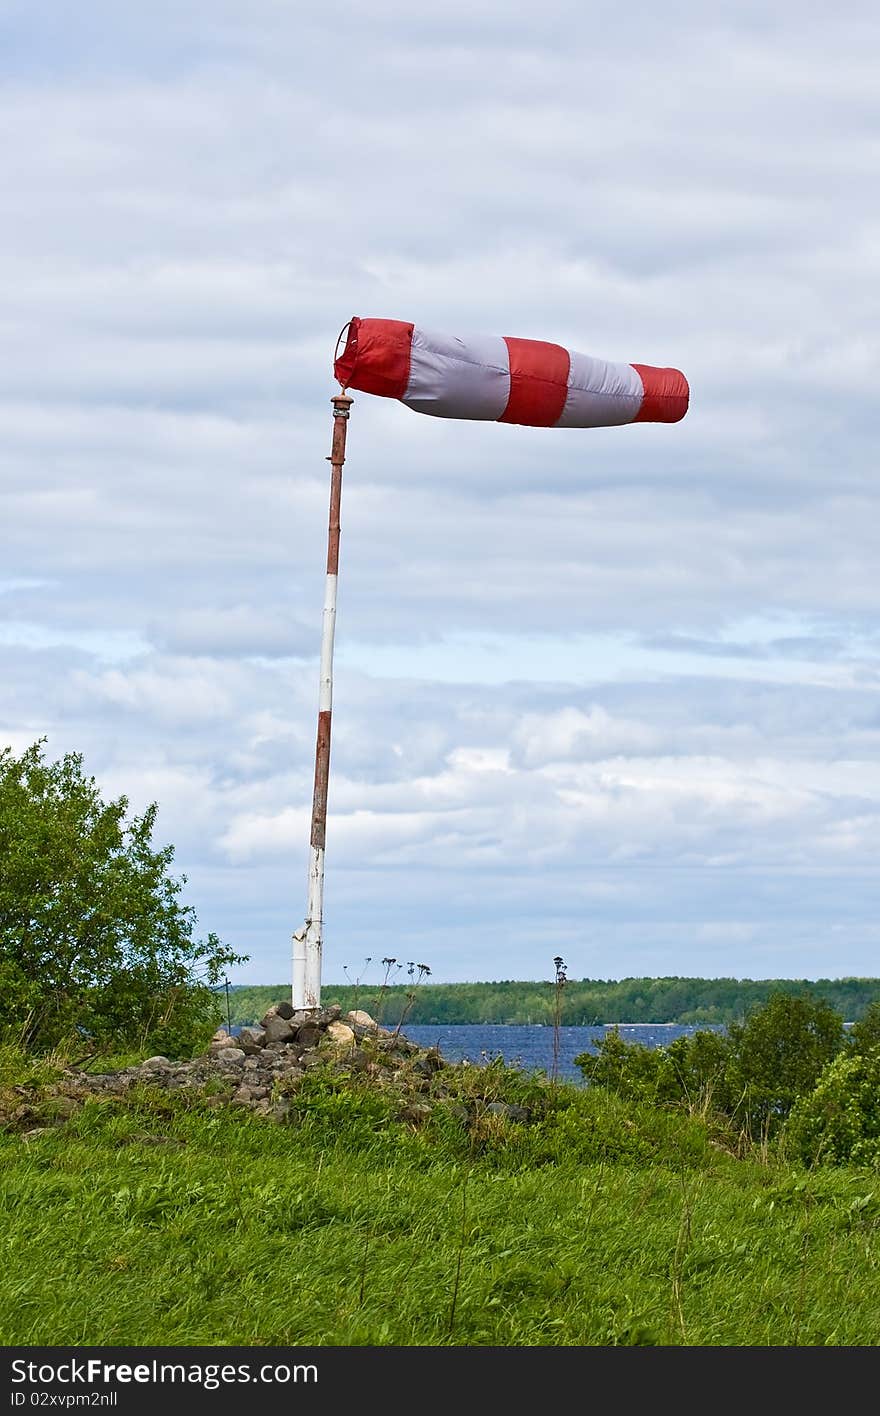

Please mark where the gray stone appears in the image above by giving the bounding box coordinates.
[446,1104,470,1125]
[485,1102,530,1123]
[295,1021,322,1048]
[400,1102,432,1122]
[141,1056,172,1071]
[345,1009,378,1030]
[263,1015,296,1044]
[276,1071,303,1091]
[237,1026,267,1053]
[386,1038,418,1056]
[259,1002,295,1028]
[215,1048,246,1067]
[300,1048,323,1069]
[47,1095,79,1119]
[325,1021,356,1048]
[317,1004,342,1025]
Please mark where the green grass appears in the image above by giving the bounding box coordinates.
[2,1059,880,1345]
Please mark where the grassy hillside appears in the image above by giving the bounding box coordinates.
[227,976,880,1028]
[2,1045,880,1346]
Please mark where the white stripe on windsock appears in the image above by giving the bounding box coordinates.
[556,351,644,427]
[404,327,511,420]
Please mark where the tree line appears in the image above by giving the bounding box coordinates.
[229,974,880,1029]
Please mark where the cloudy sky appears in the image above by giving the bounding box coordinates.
[3,0,880,986]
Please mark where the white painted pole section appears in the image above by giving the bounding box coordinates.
[317,573,338,717]
[301,568,337,1006]
[292,393,352,1009]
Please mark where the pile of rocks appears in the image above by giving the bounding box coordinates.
[62,1001,446,1120]
[4,1002,534,1133]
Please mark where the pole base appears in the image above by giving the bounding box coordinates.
[292,919,322,1010]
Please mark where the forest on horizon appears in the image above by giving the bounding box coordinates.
[226,975,880,1028]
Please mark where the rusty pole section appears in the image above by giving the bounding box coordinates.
[292,392,353,1009]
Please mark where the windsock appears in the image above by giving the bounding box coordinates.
[334,317,688,428]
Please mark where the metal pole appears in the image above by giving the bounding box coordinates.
[292,392,353,1009]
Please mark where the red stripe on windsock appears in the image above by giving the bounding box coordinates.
[334,316,414,399]
[631,364,690,423]
[499,337,571,427]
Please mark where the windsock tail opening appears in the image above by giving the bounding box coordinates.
[631,364,689,423]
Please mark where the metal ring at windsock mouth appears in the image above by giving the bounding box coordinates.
[333,318,357,388]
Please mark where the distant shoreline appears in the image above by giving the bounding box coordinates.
[225,977,880,1029]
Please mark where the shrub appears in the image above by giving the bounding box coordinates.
[847,1001,880,1056]
[574,1028,678,1104]
[787,1047,880,1166]
[576,992,847,1143]
[0,739,245,1055]
[725,992,846,1138]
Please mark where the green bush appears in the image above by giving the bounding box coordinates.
[574,1028,677,1104]
[576,992,847,1143]
[847,1000,880,1056]
[0,739,245,1055]
[725,993,845,1137]
[787,1047,880,1166]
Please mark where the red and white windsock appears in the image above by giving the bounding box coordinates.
[334,317,689,428]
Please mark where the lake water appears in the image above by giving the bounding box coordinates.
[400,1022,720,1084]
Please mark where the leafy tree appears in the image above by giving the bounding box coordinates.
[575,1028,678,1104]
[847,1000,880,1056]
[724,992,846,1137]
[787,1047,880,1166]
[663,1028,735,1115]
[0,740,245,1055]
[576,992,846,1142]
